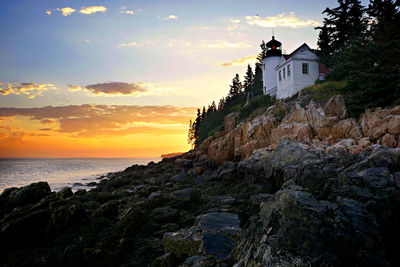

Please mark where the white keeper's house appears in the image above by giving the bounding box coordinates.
[262,36,329,99]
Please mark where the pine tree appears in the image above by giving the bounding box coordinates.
[316,0,367,68]
[187,119,194,145]
[243,64,255,93]
[229,74,242,97]
[250,63,263,96]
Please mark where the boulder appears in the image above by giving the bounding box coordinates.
[163,212,241,262]
[0,182,51,214]
[380,133,397,148]
[170,188,199,202]
[323,95,348,120]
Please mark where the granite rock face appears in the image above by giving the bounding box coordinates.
[205,95,400,163]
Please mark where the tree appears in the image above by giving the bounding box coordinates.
[187,119,194,146]
[243,64,255,93]
[257,41,268,63]
[316,0,367,68]
[229,74,242,97]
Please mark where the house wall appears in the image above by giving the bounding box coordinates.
[276,59,318,99]
[291,59,319,96]
[262,56,281,96]
[276,60,295,99]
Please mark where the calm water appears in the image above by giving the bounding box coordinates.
[0,158,160,193]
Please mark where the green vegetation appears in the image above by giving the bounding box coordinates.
[302,81,347,102]
[238,94,275,121]
[316,0,400,116]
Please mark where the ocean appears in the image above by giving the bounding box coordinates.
[0,158,161,193]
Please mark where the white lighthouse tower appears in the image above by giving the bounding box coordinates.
[262,36,282,96]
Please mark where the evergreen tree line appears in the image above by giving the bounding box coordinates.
[316,0,400,115]
[188,57,266,147]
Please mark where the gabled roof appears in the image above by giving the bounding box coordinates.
[275,43,316,70]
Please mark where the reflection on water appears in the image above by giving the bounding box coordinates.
[0,158,160,193]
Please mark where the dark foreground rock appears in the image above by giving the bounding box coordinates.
[0,139,399,266]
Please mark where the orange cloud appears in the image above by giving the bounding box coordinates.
[0,82,56,99]
[220,55,258,66]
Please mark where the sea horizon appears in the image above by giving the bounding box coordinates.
[0,157,161,193]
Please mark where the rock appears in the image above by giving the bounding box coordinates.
[57,187,73,198]
[163,230,202,259]
[388,115,400,135]
[195,212,240,231]
[170,188,199,202]
[152,207,180,224]
[182,255,216,267]
[380,133,397,148]
[163,212,241,262]
[148,191,163,200]
[224,112,239,133]
[170,170,187,182]
[217,161,237,179]
[323,95,348,120]
[0,182,51,214]
[151,252,178,267]
[358,137,371,148]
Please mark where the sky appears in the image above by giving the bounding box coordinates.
[0,0,370,158]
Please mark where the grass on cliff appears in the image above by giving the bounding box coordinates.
[302,80,347,103]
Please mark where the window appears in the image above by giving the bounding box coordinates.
[287,64,291,76]
[302,63,309,74]
[263,64,265,70]
[279,70,282,81]
[283,68,286,79]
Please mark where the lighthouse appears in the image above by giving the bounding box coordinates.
[262,36,282,96]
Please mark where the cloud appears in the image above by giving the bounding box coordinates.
[120,7,135,15]
[220,55,258,67]
[79,6,107,15]
[0,105,197,137]
[68,82,147,96]
[0,83,56,99]
[227,24,239,31]
[200,40,251,48]
[117,41,141,48]
[159,15,178,20]
[230,19,240,23]
[56,7,76,16]
[246,12,320,28]
[45,10,52,15]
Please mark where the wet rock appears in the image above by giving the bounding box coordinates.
[0,181,51,214]
[151,252,178,267]
[170,188,199,202]
[152,207,180,224]
[170,170,187,182]
[163,212,241,262]
[182,255,217,267]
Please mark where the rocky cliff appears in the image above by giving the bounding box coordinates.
[0,95,399,267]
[198,95,400,164]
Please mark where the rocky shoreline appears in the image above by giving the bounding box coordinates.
[1,95,399,266]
